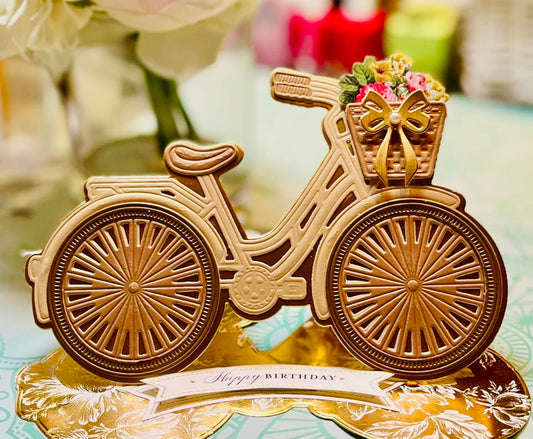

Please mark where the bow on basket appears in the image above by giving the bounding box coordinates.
[360,90,431,186]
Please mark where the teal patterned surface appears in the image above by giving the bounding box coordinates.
[1,94,533,437]
[0,289,58,438]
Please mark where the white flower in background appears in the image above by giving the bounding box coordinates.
[93,0,242,32]
[0,0,257,81]
[0,0,92,76]
[93,0,258,81]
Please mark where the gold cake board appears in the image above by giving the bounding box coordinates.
[16,307,531,439]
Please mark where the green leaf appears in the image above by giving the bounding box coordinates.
[352,63,374,86]
[340,90,359,104]
[364,56,377,67]
[339,74,360,91]
[389,75,402,87]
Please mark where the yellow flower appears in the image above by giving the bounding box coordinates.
[424,74,449,102]
[370,60,393,83]
[390,53,413,75]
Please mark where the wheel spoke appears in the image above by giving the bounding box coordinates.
[419,290,470,338]
[133,295,157,357]
[109,223,134,279]
[422,284,485,305]
[385,294,413,349]
[416,222,450,277]
[367,293,409,350]
[64,286,123,294]
[343,287,405,308]
[138,231,187,282]
[349,291,407,335]
[358,231,407,279]
[100,296,134,356]
[390,218,413,274]
[133,222,166,278]
[73,292,125,329]
[140,294,191,337]
[343,266,405,286]
[144,288,203,307]
[92,230,130,280]
[71,254,124,285]
[65,271,119,289]
[424,264,482,284]
[136,295,174,350]
[66,291,124,311]
[81,240,128,281]
[373,224,409,278]
[419,234,464,282]
[422,246,475,282]
[415,296,451,352]
[422,287,482,320]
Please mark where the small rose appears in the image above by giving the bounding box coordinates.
[356,83,398,103]
[406,71,426,92]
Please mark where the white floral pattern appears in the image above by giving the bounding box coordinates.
[465,381,532,433]
[19,372,120,425]
[343,403,376,421]
[366,410,491,439]
[479,351,497,370]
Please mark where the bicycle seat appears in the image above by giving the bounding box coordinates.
[164,141,243,176]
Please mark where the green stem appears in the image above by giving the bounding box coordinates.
[169,81,199,141]
[142,65,201,154]
[57,71,86,174]
[143,67,180,155]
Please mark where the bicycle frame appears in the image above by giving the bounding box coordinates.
[29,69,462,324]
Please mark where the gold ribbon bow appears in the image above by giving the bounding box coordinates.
[360,89,431,186]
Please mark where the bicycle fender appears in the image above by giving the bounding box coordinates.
[28,192,225,327]
[311,186,463,321]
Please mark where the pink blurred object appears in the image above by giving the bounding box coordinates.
[253,0,293,67]
[289,6,385,73]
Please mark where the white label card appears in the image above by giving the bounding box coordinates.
[125,364,400,420]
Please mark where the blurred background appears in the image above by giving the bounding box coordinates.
[2,0,533,254]
[1,1,533,436]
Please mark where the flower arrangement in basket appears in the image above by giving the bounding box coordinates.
[340,55,449,185]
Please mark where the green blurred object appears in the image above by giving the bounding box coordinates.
[384,3,458,82]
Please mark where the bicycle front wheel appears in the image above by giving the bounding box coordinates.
[327,200,506,379]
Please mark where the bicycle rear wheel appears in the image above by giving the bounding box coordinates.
[327,200,506,379]
[48,203,221,381]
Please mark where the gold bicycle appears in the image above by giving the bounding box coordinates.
[26,69,507,382]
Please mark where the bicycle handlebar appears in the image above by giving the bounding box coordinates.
[270,68,342,110]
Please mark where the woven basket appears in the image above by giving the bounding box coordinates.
[346,102,446,182]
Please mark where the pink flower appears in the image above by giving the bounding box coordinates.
[356,83,398,103]
[406,72,427,92]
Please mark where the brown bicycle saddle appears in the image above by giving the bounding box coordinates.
[164,141,243,176]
